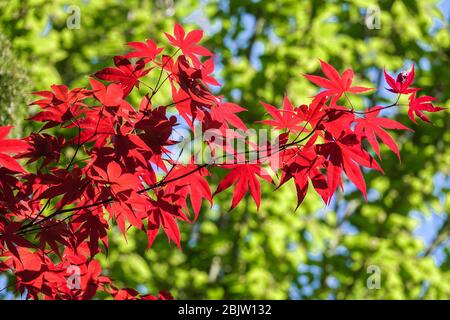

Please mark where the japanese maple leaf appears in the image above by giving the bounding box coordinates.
[197,58,220,86]
[111,131,152,169]
[170,85,197,126]
[36,166,88,207]
[0,126,29,172]
[135,106,177,155]
[74,260,106,300]
[30,85,88,128]
[31,85,88,110]
[316,132,382,199]
[113,288,173,300]
[173,56,218,105]
[260,95,305,132]
[165,23,213,66]
[125,39,164,63]
[355,106,412,159]
[3,246,44,272]
[304,60,371,105]
[165,164,212,220]
[90,78,124,107]
[209,101,248,131]
[73,108,115,148]
[2,247,48,298]
[279,148,329,207]
[302,95,329,130]
[215,164,272,209]
[321,106,356,139]
[92,161,141,195]
[55,256,108,300]
[147,192,189,249]
[73,208,109,257]
[0,222,34,260]
[384,66,416,94]
[94,56,151,97]
[407,93,445,123]
[36,220,70,257]
[170,81,217,128]
[18,133,63,168]
[0,167,21,203]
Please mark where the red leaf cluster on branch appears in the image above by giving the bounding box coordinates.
[0,24,444,299]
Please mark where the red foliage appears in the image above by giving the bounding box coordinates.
[0,24,444,300]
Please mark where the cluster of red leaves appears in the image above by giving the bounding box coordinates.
[0,24,444,300]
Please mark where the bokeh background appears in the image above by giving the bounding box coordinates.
[0,0,449,299]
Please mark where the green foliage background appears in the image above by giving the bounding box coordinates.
[1,0,449,299]
[0,33,29,135]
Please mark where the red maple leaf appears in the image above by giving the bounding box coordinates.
[279,148,330,207]
[165,23,213,66]
[91,161,141,196]
[29,85,88,129]
[36,219,70,257]
[0,222,34,259]
[384,65,416,94]
[0,126,28,172]
[36,166,88,208]
[90,78,124,107]
[147,191,189,249]
[407,93,445,123]
[355,107,412,159]
[316,132,382,199]
[17,133,63,168]
[0,26,445,301]
[94,56,151,97]
[125,39,164,63]
[209,100,248,131]
[73,107,115,148]
[73,207,109,256]
[165,164,212,220]
[215,164,272,209]
[305,60,371,105]
[260,95,305,132]
[197,58,220,86]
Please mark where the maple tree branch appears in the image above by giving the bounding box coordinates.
[289,95,402,146]
[344,92,355,111]
[17,202,102,237]
[66,125,83,169]
[139,80,154,91]
[159,97,191,108]
[148,48,180,102]
[154,73,172,94]
[20,109,106,231]
[15,139,291,235]
[0,281,16,294]
[11,92,404,236]
[16,141,281,235]
[15,163,210,235]
[353,94,401,115]
[23,122,83,229]
[422,216,449,257]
